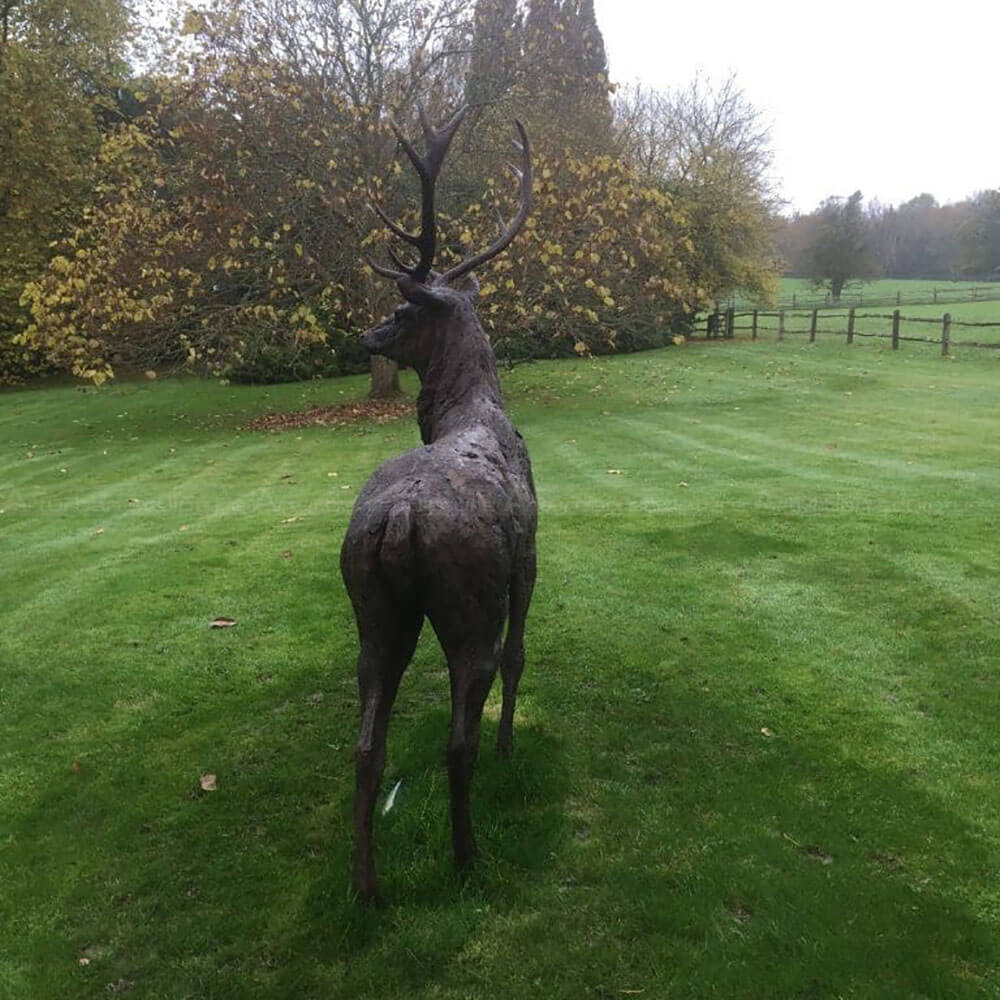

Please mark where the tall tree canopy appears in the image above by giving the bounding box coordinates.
[0,0,133,379]
[615,76,781,305]
[962,190,1000,277]
[803,190,881,300]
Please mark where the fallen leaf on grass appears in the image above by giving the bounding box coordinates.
[281,516,299,524]
[92,527,105,536]
[280,550,292,559]
[210,617,237,629]
[199,773,217,792]
[244,398,414,432]
[760,727,774,737]
[178,524,189,532]
[382,779,403,816]
[678,481,689,488]
[77,957,90,967]
[606,469,622,475]
[802,845,833,865]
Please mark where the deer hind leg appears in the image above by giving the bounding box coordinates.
[497,541,537,758]
[352,610,422,904]
[439,631,503,870]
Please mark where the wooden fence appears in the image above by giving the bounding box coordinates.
[704,307,1000,355]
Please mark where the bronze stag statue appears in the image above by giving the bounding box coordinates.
[340,106,537,903]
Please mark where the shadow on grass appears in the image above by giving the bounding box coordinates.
[12,648,569,992]
[524,661,998,998]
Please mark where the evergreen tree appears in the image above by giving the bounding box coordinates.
[464,0,521,109]
[519,0,613,155]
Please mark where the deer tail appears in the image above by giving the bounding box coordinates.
[377,502,417,594]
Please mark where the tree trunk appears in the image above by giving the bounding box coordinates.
[369,355,400,398]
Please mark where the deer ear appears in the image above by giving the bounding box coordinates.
[447,272,479,299]
[396,276,448,309]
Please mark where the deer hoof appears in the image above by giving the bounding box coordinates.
[455,839,479,871]
[352,875,382,906]
[496,730,514,759]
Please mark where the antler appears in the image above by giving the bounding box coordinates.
[368,105,468,284]
[438,120,532,285]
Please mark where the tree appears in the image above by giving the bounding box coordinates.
[0,0,133,382]
[21,0,472,389]
[518,0,614,156]
[803,191,881,301]
[962,190,1000,277]
[615,76,781,305]
[465,0,520,109]
[459,150,701,358]
[22,0,709,384]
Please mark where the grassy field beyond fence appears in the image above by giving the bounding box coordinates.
[1,338,999,998]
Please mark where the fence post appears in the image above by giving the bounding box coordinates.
[891,309,900,350]
[778,309,785,341]
[810,308,818,342]
[825,292,830,305]
[933,289,938,304]
[972,287,978,301]
[792,293,797,308]
[847,307,855,344]
[896,290,901,306]
[726,307,735,339]
[941,312,951,356]
[751,309,758,340]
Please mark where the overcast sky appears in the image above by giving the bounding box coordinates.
[594,0,999,214]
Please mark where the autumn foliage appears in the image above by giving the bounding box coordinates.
[12,0,779,385]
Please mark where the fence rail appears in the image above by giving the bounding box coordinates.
[704,307,1000,354]
[723,284,1000,312]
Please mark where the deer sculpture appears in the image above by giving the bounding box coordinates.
[340,106,537,903]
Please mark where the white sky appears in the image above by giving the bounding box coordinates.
[594,0,1000,214]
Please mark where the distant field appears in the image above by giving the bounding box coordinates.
[725,278,1000,313]
[775,277,1000,307]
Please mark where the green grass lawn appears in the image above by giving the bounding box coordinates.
[2,339,999,998]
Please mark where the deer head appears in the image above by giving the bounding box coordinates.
[362,105,532,370]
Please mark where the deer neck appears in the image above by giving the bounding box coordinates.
[415,312,503,445]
